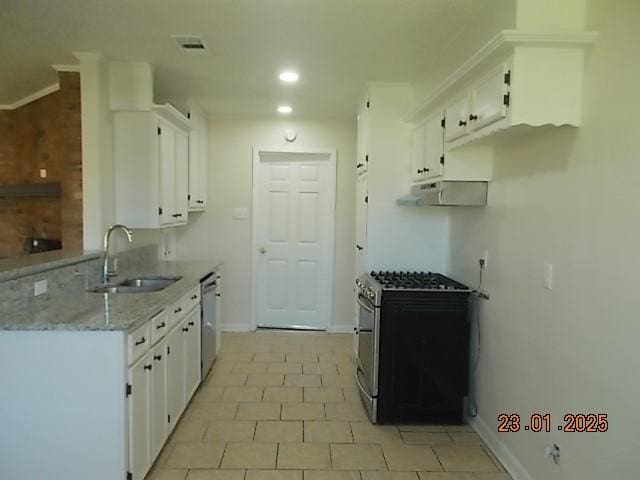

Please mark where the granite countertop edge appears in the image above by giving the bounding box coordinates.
[0,260,223,333]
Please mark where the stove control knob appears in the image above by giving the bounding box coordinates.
[368,290,376,299]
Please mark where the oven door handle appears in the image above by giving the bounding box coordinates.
[355,366,374,403]
[356,293,375,313]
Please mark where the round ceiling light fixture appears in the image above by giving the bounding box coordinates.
[279,71,299,83]
[277,105,293,114]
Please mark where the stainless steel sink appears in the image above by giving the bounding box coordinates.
[87,276,182,294]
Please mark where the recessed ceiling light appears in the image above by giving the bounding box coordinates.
[277,105,293,114]
[279,71,299,83]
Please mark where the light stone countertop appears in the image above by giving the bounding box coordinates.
[0,260,222,332]
[0,250,102,283]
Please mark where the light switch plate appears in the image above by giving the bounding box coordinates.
[34,279,48,296]
[232,207,250,220]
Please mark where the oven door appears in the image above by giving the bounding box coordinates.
[356,292,379,398]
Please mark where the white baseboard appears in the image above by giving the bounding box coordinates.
[221,323,354,334]
[328,325,355,334]
[220,323,252,332]
[469,415,534,480]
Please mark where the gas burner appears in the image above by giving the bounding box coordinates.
[369,271,469,291]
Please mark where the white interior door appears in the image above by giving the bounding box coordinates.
[253,148,336,330]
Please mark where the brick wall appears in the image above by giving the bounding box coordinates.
[0,72,82,258]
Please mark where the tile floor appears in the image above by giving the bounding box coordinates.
[147,331,510,480]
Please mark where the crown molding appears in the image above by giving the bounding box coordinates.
[52,64,80,72]
[407,29,598,122]
[0,83,60,111]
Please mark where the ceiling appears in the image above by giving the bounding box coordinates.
[0,0,487,116]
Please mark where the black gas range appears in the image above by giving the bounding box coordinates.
[355,270,471,424]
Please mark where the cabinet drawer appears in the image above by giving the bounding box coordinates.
[128,322,151,365]
[150,310,169,345]
[185,285,201,312]
[169,298,187,327]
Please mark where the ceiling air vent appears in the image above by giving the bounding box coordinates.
[172,35,207,53]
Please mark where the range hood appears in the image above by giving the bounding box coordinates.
[397,181,488,207]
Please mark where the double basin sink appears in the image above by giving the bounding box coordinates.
[87,276,182,294]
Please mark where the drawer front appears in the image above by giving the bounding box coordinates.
[150,310,169,344]
[185,285,201,313]
[169,298,187,328]
[128,322,151,365]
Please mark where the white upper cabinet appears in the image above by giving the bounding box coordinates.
[423,112,444,179]
[174,130,189,222]
[187,108,208,211]
[411,108,492,183]
[410,111,448,183]
[356,97,369,176]
[410,122,427,182]
[407,30,597,152]
[469,63,510,131]
[114,105,192,229]
[444,92,471,142]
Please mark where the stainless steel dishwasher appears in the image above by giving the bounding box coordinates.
[200,272,218,380]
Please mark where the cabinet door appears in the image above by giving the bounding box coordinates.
[410,123,427,182]
[128,353,152,480]
[150,341,167,460]
[214,273,222,355]
[355,174,368,276]
[174,130,189,223]
[424,112,445,179]
[188,125,201,209]
[444,92,471,142]
[470,63,510,131]
[197,115,208,208]
[183,307,201,401]
[166,322,185,431]
[356,98,369,175]
[158,121,176,226]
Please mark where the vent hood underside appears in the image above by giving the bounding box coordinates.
[397,181,488,207]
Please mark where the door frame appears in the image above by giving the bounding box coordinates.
[251,145,337,331]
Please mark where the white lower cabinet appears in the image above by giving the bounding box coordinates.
[184,308,201,400]
[150,341,168,459]
[128,352,152,480]
[166,319,186,431]
[128,301,202,480]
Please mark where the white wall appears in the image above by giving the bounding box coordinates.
[365,83,450,273]
[446,1,640,479]
[77,52,113,251]
[78,54,164,254]
[175,116,356,332]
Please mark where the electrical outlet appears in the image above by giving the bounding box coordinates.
[543,262,553,290]
[34,279,48,296]
[481,250,489,268]
[546,443,560,464]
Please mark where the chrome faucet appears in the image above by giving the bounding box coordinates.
[102,224,133,284]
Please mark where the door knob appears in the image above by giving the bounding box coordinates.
[259,247,267,254]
